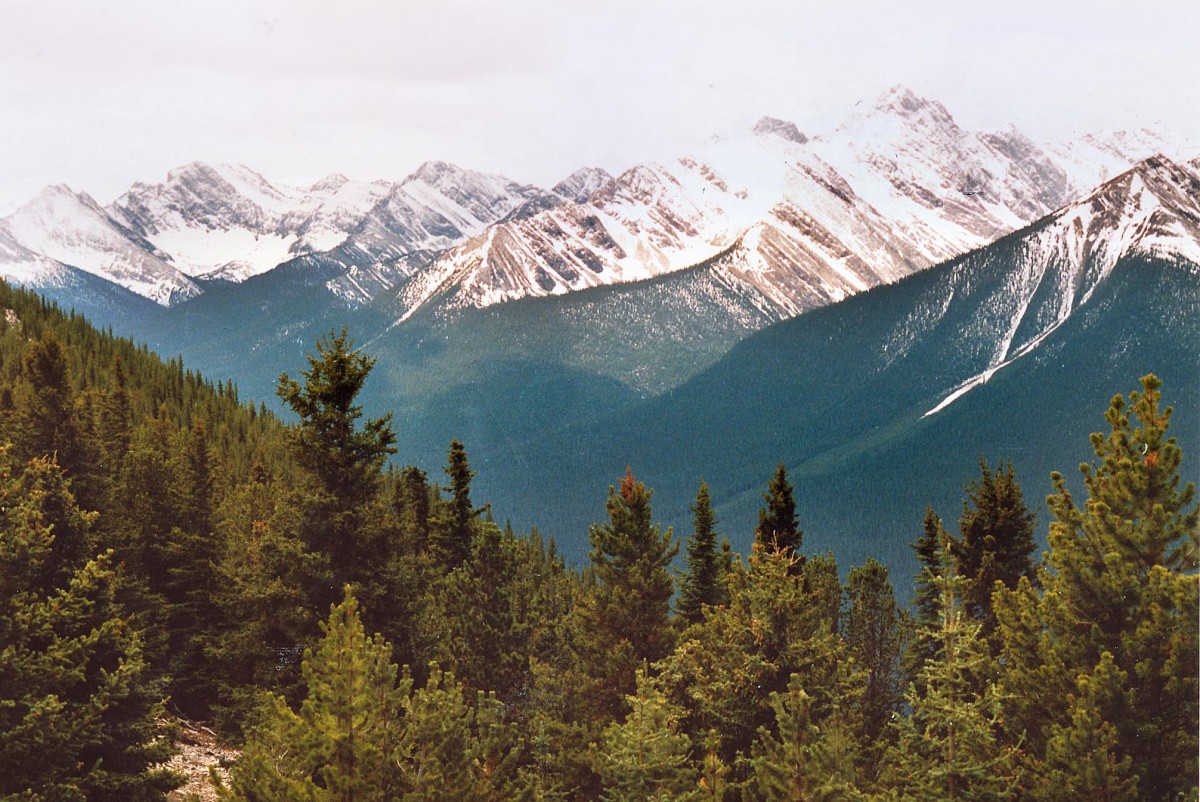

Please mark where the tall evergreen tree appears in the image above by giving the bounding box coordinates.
[433,520,529,704]
[755,463,802,557]
[953,458,1036,640]
[217,590,406,802]
[903,506,947,689]
[885,531,1020,802]
[678,480,725,625]
[395,465,432,554]
[658,546,851,780]
[276,327,396,594]
[1029,652,1137,802]
[749,674,864,802]
[208,468,318,734]
[432,438,479,569]
[15,330,79,470]
[843,559,903,774]
[993,375,1198,801]
[575,469,679,723]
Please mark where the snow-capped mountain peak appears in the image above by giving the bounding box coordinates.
[308,173,352,193]
[2,182,200,305]
[920,154,1200,417]
[753,116,808,144]
[552,167,615,203]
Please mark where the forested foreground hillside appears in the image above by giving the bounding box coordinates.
[0,281,1195,802]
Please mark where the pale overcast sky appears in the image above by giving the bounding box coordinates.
[1,0,1197,213]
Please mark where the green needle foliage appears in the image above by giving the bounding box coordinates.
[843,559,903,775]
[575,468,679,722]
[953,458,1036,642]
[277,326,397,595]
[218,590,407,802]
[0,281,1194,802]
[749,674,864,802]
[755,463,802,558]
[994,375,1198,802]
[0,449,179,802]
[678,480,725,625]
[595,666,699,802]
[885,532,1020,802]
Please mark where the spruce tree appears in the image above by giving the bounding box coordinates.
[0,449,179,801]
[208,469,318,734]
[678,480,723,625]
[395,465,432,554]
[755,463,802,557]
[433,520,529,704]
[843,559,903,772]
[575,468,679,723]
[953,458,1036,640]
[15,330,79,469]
[276,327,397,592]
[903,506,947,689]
[432,438,479,569]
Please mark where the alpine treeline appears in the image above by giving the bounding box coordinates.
[0,280,1195,802]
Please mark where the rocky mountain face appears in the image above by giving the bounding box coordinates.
[551,167,615,203]
[3,185,201,305]
[0,86,1193,324]
[472,155,1200,567]
[374,86,1192,326]
[110,162,394,282]
[0,159,545,307]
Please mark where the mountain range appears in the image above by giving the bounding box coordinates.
[0,86,1196,581]
[3,87,1192,323]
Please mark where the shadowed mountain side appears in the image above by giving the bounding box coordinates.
[486,253,1198,582]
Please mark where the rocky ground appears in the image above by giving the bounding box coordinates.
[165,720,240,802]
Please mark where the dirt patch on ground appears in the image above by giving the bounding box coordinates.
[165,720,240,801]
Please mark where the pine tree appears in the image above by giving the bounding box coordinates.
[697,730,730,802]
[993,375,1198,801]
[953,458,1036,640]
[595,666,699,802]
[658,546,851,778]
[398,668,526,802]
[678,480,724,625]
[574,469,679,723]
[749,674,864,802]
[886,531,1020,802]
[217,589,406,802]
[755,463,802,557]
[1030,652,1137,802]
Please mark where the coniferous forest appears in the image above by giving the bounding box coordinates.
[0,280,1196,802]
